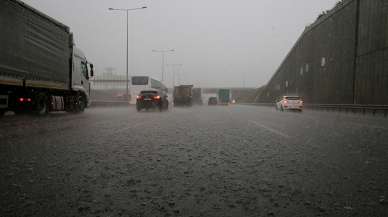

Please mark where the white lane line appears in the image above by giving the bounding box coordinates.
[248,120,290,138]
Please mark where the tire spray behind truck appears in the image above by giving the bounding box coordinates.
[192,88,203,105]
[0,0,94,115]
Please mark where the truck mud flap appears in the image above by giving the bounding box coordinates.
[0,95,9,109]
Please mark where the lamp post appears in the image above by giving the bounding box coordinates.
[108,6,147,99]
[167,64,183,88]
[243,72,246,88]
[152,49,175,81]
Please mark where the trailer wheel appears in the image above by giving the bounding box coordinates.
[34,93,49,115]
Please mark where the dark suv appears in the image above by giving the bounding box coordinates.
[136,90,169,112]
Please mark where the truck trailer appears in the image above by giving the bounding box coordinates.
[173,85,193,106]
[0,0,94,115]
[218,89,231,105]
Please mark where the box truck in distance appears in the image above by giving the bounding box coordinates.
[0,0,94,115]
[173,85,193,107]
[218,89,231,105]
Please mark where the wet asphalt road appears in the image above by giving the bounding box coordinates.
[0,105,388,217]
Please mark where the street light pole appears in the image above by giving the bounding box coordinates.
[152,49,175,81]
[162,52,165,81]
[126,10,129,98]
[109,6,147,99]
[167,64,182,88]
[243,72,246,88]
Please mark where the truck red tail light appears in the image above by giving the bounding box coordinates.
[154,95,161,100]
[18,97,32,103]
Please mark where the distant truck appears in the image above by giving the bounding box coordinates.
[192,88,203,105]
[173,85,193,106]
[0,0,93,115]
[218,89,231,105]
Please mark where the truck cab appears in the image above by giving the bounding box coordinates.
[72,48,94,107]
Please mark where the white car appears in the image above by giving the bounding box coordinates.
[276,96,304,112]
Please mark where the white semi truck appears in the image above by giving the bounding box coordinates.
[0,0,93,115]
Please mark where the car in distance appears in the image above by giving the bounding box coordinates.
[136,90,169,112]
[276,96,304,111]
[208,97,218,105]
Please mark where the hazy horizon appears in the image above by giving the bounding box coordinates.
[23,0,339,88]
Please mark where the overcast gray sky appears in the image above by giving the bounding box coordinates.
[23,0,338,88]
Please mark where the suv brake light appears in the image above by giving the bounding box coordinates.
[154,95,161,100]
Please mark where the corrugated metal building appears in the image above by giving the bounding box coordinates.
[257,0,388,105]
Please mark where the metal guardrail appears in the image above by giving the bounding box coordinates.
[305,104,388,117]
[239,103,388,117]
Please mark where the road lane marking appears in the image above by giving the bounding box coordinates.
[248,120,290,138]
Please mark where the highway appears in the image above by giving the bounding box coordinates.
[0,105,387,217]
